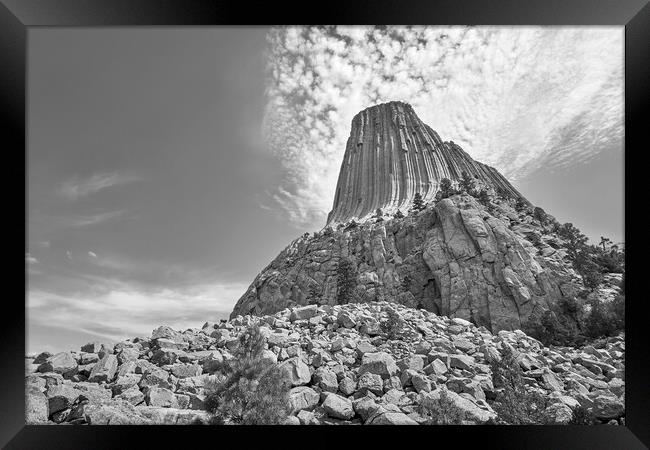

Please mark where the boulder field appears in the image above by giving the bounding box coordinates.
[26,301,624,425]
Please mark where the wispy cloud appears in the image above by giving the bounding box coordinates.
[26,253,38,264]
[27,280,247,347]
[63,210,126,227]
[59,171,141,201]
[88,251,98,258]
[263,26,623,227]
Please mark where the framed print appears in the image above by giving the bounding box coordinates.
[3,0,648,448]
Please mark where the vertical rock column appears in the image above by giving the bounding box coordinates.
[326,101,528,226]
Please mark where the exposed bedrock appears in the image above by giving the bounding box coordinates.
[230,194,580,332]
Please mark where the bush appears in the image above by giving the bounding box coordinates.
[489,346,551,424]
[336,257,359,304]
[568,405,596,425]
[533,206,548,225]
[419,388,467,425]
[460,171,476,196]
[477,189,490,207]
[204,325,291,424]
[524,310,583,348]
[583,296,625,339]
[344,220,358,231]
[380,306,404,339]
[374,208,384,222]
[394,210,405,219]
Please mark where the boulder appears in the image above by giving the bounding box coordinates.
[116,385,145,405]
[278,357,311,386]
[322,393,354,420]
[290,305,319,321]
[88,354,118,383]
[420,388,497,423]
[449,354,475,371]
[359,352,398,378]
[357,372,384,396]
[411,373,433,393]
[314,367,338,393]
[145,387,179,408]
[38,352,78,376]
[170,364,203,379]
[543,402,573,424]
[368,410,418,425]
[288,386,320,413]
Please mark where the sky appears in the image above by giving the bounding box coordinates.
[27,26,624,354]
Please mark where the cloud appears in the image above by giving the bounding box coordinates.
[263,26,623,227]
[59,171,141,201]
[88,251,98,258]
[27,280,247,345]
[63,210,126,227]
[26,253,38,264]
[66,251,72,260]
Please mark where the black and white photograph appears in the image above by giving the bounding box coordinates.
[24,24,628,428]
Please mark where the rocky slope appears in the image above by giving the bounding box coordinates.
[25,302,625,425]
[231,192,582,332]
[327,101,527,225]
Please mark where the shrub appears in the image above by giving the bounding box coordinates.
[374,208,384,222]
[524,309,583,348]
[344,220,358,231]
[477,189,490,207]
[336,257,359,304]
[515,197,529,212]
[411,192,426,212]
[533,206,548,225]
[436,178,455,201]
[568,405,596,425]
[419,388,467,425]
[583,296,625,339]
[380,306,404,339]
[204,325,291,424]
[460,171,476,196]
[489,346,550,424]
[394,210,405,219]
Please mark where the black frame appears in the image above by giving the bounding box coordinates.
[5,0,648,448]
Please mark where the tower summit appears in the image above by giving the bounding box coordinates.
[326,101,526,225]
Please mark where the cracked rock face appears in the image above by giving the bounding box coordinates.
[230,194,580,332]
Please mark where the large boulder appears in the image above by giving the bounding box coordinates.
[322,393,354,420]
[420,388,497,423]
[290,305,319,321]
[367,410,418,425]
[278,357,311,386]
[38,352,78,376]
[288,386,320,413]
[358,352,398,379]
[88,354,118,383]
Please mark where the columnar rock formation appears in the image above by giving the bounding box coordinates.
[230,102,582,330]
[327,101,527,225]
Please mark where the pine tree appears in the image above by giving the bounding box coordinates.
[436,178,455,200]
[460,171,476,195]
[411,192,425,212]
[204,325,292,424]
[336,257,358,304]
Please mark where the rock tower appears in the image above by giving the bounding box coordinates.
[327,101,526,225]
